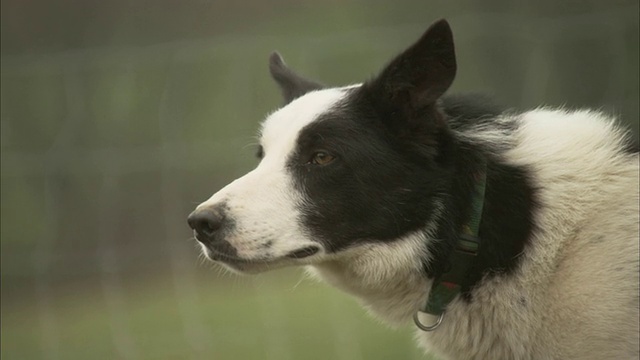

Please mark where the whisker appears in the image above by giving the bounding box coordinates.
[291,276,306,292]
[242,141,259,150]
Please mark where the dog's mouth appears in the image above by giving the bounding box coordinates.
[285,246,320,259]
[198,239,321,273]
[201,246,267,273]
[203,247,251,263]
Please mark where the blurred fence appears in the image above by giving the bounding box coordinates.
[1,4,638,360]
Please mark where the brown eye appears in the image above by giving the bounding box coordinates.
[309,151,335,165]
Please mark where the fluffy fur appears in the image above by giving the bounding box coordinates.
[189,20,639,359]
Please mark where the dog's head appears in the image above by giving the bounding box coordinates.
[188,20,456,273]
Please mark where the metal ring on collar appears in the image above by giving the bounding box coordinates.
[413,311,444,331]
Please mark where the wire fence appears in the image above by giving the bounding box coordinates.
[1,6,638,360]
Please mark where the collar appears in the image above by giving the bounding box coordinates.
[414,158,487,331]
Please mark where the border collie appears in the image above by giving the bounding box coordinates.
[188,19,639,359]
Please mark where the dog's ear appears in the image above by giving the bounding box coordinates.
[269,52,324,104]
[363,19,456,131]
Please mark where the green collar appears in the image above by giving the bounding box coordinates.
[414,159,487,331]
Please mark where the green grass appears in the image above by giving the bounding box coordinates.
[1,269,437,360]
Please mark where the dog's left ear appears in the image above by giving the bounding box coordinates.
[364,19,456,131]
[269,52,324,105]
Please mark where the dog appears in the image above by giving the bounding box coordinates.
[188,19,639,359]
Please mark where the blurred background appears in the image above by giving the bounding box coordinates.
[1,0,638,359]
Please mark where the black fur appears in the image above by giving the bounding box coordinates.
[290,90,537,297]
[432,94,537,299]
[289,90,449,252]
[285,20,537,300]
[427,137,537,300]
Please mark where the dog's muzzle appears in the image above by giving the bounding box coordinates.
[187,203,322,272]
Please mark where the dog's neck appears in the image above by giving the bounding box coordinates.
[309,230,436,326]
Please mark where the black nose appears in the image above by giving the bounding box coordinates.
[187,209,224,240]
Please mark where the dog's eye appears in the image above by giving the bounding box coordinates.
[256,146,264,159]
[309,151,335,165]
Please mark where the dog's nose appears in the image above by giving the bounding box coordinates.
[187,209,224,240]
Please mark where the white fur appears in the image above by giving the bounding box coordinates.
[312,108,640,359]
[195,89,347,270]
[197,89,639,359]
